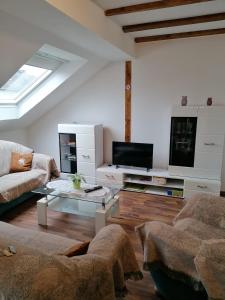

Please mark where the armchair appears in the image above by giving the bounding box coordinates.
[136,194,225,300]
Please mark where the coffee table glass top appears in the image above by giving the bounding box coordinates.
[33,179,119,206]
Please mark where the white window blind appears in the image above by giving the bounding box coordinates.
[0,51,65,104]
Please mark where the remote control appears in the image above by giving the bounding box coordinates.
[84,186,103,193]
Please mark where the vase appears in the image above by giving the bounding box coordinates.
[207,97,212,106]
[181,96,187,106]
[73,180,81,190]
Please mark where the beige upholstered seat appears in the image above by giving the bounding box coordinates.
[136,194,225,300]
[0,140,59,203]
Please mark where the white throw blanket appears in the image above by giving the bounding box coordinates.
[0,140,59,202]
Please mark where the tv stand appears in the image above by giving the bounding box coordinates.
[96,165,185,198]
[96,164,221,199]
[115,165,151,173]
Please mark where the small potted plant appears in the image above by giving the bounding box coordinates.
[68,173,86,190]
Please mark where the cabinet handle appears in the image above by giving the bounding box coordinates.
[106,174,115,179]
[82,155,90,159]
[197,185,208,189]
[204,143,216,146]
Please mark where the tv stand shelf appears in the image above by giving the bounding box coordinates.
[96,165,185,198]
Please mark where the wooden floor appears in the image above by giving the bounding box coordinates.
[0,191,184,300]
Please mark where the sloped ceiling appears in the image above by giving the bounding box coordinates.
[0,0,135,60]
[0,0,135,131]
[0,11,41,88]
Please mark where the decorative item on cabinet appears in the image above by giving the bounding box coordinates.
[207,97,213,106]
[181,96,187,106]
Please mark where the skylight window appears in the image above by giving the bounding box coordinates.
[0,51,64,104]
[0,44,87,121]
[0,65,51,103]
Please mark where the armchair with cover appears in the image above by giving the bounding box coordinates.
[136,194,225,300]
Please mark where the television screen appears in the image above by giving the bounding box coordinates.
[112,141,153,169]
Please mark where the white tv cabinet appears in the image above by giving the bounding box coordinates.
[96,165,221,199]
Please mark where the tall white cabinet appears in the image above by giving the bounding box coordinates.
[58,124,103,184]
[169,106,225,197]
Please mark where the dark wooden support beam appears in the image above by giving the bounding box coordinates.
[125,61,132,143]
[105,0,212,16]
[135,28,225,43]
[123,12,225,33]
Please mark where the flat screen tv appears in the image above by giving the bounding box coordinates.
[112,141,153,170]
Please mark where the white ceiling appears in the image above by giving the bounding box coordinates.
[93,0,225,39]
[94,0,157,9]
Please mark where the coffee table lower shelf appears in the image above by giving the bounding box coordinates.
[37,195,120,234]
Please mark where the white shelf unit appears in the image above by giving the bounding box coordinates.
[123,173,184,198]
[124,177,184,189]
[58,124,103,184]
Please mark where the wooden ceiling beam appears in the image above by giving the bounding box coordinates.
[125,61,132,143]
[105,0,213,16]
[123,12,225,33]
[135,28,225,43]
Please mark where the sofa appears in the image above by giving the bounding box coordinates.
[0,222,142,300]
[136,194,225,300]
[0,140,59,214]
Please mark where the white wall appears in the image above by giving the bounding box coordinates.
[28,62,124,162]
[28,35,225,189]
[0,10,110,131]
[0,129,28,145]
[132,35,225,169]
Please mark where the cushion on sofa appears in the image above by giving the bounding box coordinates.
[10,152,33,172]
[0,140,33,177]
[0,169,47,203]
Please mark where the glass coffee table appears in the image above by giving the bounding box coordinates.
[33,180,120,233]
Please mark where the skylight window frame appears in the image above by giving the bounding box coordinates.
[0,51,65,105]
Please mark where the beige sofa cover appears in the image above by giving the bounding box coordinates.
[0,140,59,203]
[0,222,142,300]
[136,194,225,300]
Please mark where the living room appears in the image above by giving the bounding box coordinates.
[1,1,225,299]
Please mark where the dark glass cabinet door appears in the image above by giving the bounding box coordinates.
[59,133,77,173]
[169,117,197,167]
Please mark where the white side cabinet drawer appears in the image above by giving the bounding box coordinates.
[184,179,220,194]
[194,152,223,170]
[77,148,95,163]
[96,171,123,184]
[195,135,224,153]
